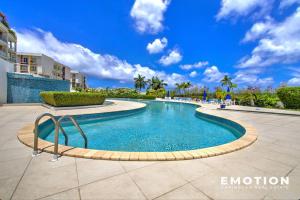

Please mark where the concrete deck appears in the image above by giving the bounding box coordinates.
[222,105,300,116]
[0,101,300,199]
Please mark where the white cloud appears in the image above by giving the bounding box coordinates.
[179,61,209,70]
[287,77,300,85]
[146,37,168,54]
[16,28,184,86]
[242,17,274,42]
[202,66,226,82]
[232,70,274,86]
[216,0,272,20]
[280,0,300,9]
[239,7,300,68]
[130,0,170,34]
[287,67,300,85]
[159,49,182,66]
[189,71,198,78]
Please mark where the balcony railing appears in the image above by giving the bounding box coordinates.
[0,36,7,43]
[0,50,7,58]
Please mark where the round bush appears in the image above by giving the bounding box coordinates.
[277,87,300,109]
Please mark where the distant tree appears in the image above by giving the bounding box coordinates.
[221,75,232,88]
[175,83,182,94]
[221,75,237,91]
[147,76,167,90]
[134,74,147,92]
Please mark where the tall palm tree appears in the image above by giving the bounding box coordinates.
[134,74,146,92]
[182,82,192,95]
[156,78,167,90]
[175,83,182,94]
[221,75,232,88]
[148,76,167,90]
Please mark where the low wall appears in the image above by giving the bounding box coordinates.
[7,73,70,103]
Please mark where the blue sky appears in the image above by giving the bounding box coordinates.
[2,0,300,89]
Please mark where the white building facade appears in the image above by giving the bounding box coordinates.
[0,13,17,104]
[16,53,71,81]
[71,70,86,90]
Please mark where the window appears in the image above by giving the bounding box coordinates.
[30,65,37,72]
[21,57,28,64]
[20,65,28,72]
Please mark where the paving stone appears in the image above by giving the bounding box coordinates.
[76,158,125,185]
[0,176,21,200]
[40,188,80,200]
[119,160,157,172]
[0,157,31,179]
[156,183,210,200]
[128,163,187,199]
[80,174,146,200]
[12,161,78,200]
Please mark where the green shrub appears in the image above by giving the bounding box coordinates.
[255,93,279,108]
[237,92,255,106]
[277,87,300,109]
[40,91,106,107]
[108,93,155,99]
[86,88,155,99]
[146,88,166,98]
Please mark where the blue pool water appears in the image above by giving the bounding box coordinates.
[40,100,245,152]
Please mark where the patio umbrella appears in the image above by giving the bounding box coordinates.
[225,87,231,100]
[166,90,170,97]
[203,89,207,101]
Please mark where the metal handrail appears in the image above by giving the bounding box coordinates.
[33,113,68,156]
[57,115,88,148]
[33,113,87,161]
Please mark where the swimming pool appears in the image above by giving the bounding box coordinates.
[38,100,245,152]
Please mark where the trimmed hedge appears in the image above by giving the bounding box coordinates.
[107,94,156,99]
[40,91,106,107]
[277,87,300,109]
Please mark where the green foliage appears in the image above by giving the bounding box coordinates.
[277,87,300,109]
[74,87,85,92]
[237,92,255,106]
[146,88,166,98]
[215,88,226,100]
[255,93,279,108]
[8,29,16,39]
[134,74,146,91]
[40,91,106,107]
[147,76,167,90]
[86,88,155,99]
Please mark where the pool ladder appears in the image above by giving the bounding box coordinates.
[32,113,88,161]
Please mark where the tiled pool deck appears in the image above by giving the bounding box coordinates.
[0,101,300,199]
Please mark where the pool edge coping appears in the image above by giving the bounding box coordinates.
[17,101,258,161]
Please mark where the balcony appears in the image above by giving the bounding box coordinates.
[0,50,7,59]
[0,36,6,43]
[8,46,16,52]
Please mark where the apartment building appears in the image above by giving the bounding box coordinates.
[71,70,86,89]
[0,13,17,63]
[16,53,71,81]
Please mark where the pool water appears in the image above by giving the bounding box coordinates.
[40,101,245,152]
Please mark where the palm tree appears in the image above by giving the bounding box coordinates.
[175,83,182,94]
[157,78,167,90]
[221,75,232,88]
[134,74,147,92]
[181,82,192,95]
[147,76,167,90]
